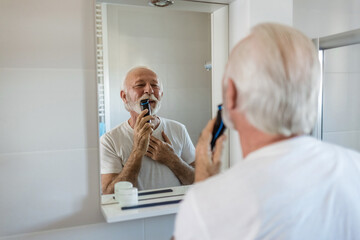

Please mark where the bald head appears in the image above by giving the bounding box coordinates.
[122,67,160,93]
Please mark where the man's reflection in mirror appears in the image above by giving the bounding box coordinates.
[100,66,195,193]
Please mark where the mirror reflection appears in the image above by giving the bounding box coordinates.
[100,66,196,193]
[96,2,216,193]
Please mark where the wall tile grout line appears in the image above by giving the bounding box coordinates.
[0,147,99,157]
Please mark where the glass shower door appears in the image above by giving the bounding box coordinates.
[320,34,360,152]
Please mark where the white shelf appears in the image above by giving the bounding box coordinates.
[101,185,190,223]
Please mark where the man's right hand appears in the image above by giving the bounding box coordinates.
[133,109,155,155]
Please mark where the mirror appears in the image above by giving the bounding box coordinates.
[95,0,228,195]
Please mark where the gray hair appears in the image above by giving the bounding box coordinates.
[224,23,320,136]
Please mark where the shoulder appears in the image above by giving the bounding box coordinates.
[193,165,240,190]
[160,117,185,127]
[180,165,256,233]
[160,117,187,131]
[100,122,129,144]
[314,138,360,160]
[187,164,250,207]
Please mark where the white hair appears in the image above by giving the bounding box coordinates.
[224,23,320,136]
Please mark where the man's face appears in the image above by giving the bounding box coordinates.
[122,68,163,115]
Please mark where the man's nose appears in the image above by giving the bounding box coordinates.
[144,83,154,94]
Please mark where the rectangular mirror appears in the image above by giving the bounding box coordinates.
[95,0,229,200]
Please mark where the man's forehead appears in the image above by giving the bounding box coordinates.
[128,69,158,83]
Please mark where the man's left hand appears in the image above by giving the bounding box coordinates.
[145,131,176,164]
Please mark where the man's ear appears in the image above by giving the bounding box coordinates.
[120,90,127,103]
[225,78,237,111]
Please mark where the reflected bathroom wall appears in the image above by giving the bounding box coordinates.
[102,4,212,144]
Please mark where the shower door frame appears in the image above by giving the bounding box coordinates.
[312,29,360,140]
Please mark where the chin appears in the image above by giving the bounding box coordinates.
[151,103,161,116]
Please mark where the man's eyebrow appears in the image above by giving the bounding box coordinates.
[133,79,159,85]
[134,80,146,84]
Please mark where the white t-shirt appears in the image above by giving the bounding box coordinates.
[175,136,360,240]
[100,117,195,190]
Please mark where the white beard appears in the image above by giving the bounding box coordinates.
[125,94,161,115]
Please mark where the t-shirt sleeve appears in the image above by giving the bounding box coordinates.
[100,134,123,174]
[174,189,209,240]
[180,124,195,165]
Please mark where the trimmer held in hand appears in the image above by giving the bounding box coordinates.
[211,104,226,150]
[140,99,151,123]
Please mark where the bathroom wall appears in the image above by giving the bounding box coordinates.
[293,0,360,38]
[293,0,360,152]
[105,4,212,144]
[228,0,293,165]
[0,0,175,239]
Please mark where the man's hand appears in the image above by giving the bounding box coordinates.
[145,131,175,164]
[133,109,155,155]
[146,131,195,185]
[195,118,226,183]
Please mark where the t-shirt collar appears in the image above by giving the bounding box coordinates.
[244,135,312,161]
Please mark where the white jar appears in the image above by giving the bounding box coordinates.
[116,187,138,207]
[114,181,133,201]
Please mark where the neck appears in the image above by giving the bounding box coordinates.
[234,114,295,158]
[238,129,295,158]
[128,111,160,129]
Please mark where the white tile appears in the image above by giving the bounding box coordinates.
[324,44,360,73]
[323,131,360,152]
[166,64,212,89]
[0,148,103,236]
[0,0,95,69]
[322,73,360,132]
[2,221,145,240]
[144,214,176,240]
[324,47,350,73]
[0,68,98,153]
[164,39,211,65]
[115,37,168,65]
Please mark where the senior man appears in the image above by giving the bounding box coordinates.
[174,23,360,239]
[100,67,195,193]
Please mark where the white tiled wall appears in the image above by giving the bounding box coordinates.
[293,0,360,38]
[105,5,212,144]
[0,0,176,239]
[228,0,293,164]
[2,217,175,240]
[322,44,360,152]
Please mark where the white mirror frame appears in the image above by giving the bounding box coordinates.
[95,0,229,223]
